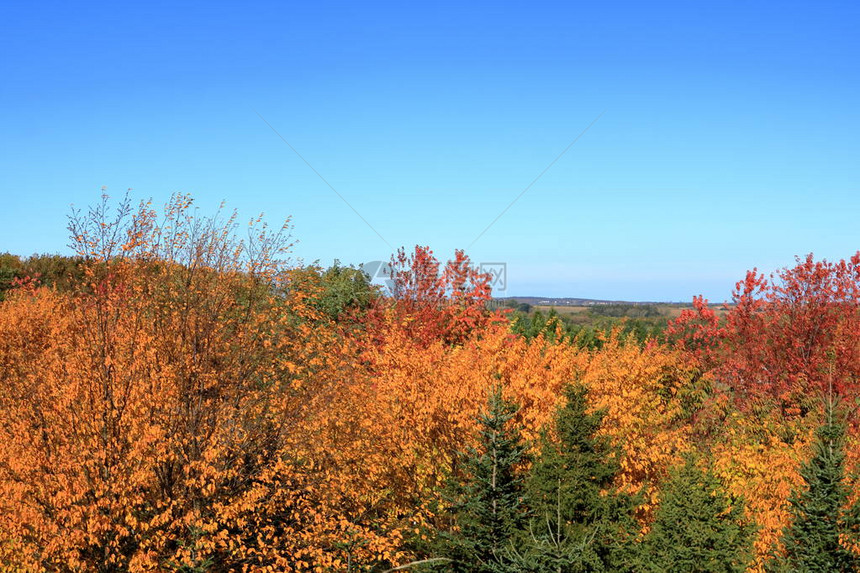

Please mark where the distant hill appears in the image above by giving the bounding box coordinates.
[494,296,694,307]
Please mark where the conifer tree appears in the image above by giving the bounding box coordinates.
[771,395,860,573]
[434,386,529,572]
[507,384,638,573]
[638,456,754,573]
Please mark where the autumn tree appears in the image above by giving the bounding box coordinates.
[0,193,356,571]
[365,246,500,347]
[669,253,860,413]
[577,333,701,514]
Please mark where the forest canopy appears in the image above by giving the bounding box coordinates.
[0,194,859,572]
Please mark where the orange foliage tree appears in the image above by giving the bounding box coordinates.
[709,410,812,571]
[578,335,703,514]
[0,194,354,571]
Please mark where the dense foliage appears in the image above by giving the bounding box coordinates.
[1,193,859,571]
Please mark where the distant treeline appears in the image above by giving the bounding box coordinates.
[497,299,669,348]
[0,253,84,298]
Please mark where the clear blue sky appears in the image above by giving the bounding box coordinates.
[2,1,858,301]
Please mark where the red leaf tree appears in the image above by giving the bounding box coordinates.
[669,253,860,413]
[366,246,501,347]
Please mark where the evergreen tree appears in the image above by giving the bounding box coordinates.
[433,386,529,572]
[507,384,638,573]
[638,456,754,573]
[770,397,860,573]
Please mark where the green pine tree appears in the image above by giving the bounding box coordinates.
[506,384,638,573]
[770,397,860,573]
[638,455,754,573]
[433,386,530,573]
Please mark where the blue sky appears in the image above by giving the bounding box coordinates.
[1,1,859,301]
